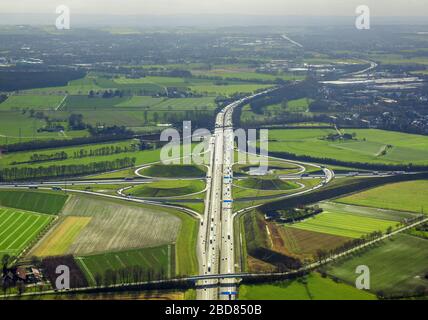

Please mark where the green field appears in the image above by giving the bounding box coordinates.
[286,98,313,112]
[117,96,216,110]
[87,167,137,179]
[174,211,199,276]
[290,211,397,239]
[62,95,130,110]
[75,245,174,285]
[0,207,54,260]
[320,202,417,222]
[67,184,123,195]
[24,74,164,95]
[116,96,163,108]
[126,180,205,198]
[0,95,65,110]
[22,74,259,97]
[239,273,376,300]
[171,202,205,214]
[233,177,319,201]
[0,190,68,214]
[336,180,428,214]
[0,111,88,145]
[240,98,313,125]
[267,128,428,165]
[236,177,299,191]
[368,53,428,66]
[23,75,106,95]
[0,140,159,171]
[61,95,217,112]
[139,164,207,178]
[326,234,428,296]
[412,69,428,75]
[191,69,304,82]
[114,75,189,88]
[189,83,272,96]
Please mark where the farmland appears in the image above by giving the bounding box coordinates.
[119,97,216,111]
[189,83,271,96]
[0,207,54,260]
[31,216,92,257]
[62,95,130,109]
[326,234,428,296]
[191,68,304,82]
[126,180,205,198]
[60,195,181,255]
[239,273,376,300]
[368,53,428,66]
[267,128,428,166]
[0,94,65,110]
[281,227,351,261]
[76,245,174,286]
[0,111,88,145]
[320,202,417,222]
[289,211,397,239]
[0,190,68,214]
[0,139,141,169]
[61,96,217,112]
[240,98,313,125]
[336,180,428,214]
[23,74,271,97]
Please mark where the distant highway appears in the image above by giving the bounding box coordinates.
[350,58,378,75]
[281,34,303,48]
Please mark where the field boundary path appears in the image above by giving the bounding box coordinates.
[55,94,68,111]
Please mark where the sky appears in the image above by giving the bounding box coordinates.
[1,0,427,16]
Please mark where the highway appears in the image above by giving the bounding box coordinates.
[197,90,273,300]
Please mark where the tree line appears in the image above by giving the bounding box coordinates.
[28,152,67,164]
[1,135,134,153]
[72,145,139,159]
[0,157,136,181]
[0,69,86,92]
[11,145,138,165]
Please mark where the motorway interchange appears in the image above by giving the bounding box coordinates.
[195,90,335,300]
